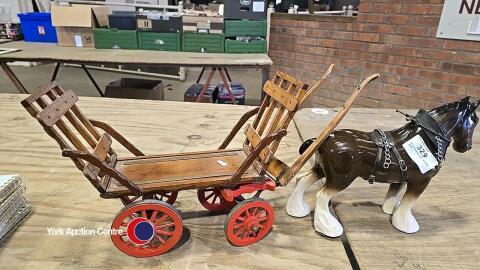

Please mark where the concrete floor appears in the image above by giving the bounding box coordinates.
[0,63,263,105]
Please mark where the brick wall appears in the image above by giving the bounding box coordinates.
[268,1,480,109]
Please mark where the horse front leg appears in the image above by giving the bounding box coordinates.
[382,182,406,214]
[392,178,431,233]
[286,167,323,217]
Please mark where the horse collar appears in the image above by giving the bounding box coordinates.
[408,109,451,162]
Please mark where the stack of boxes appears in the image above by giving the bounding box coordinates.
[182,15,224,53]
[223,0,267,53]
[94,11,138,49]
[17,1,269,54]
[137,11,182,51]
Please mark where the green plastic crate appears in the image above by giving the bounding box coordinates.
[182,33,224,53]
[138,32,181,51]
[224,20,267,37]
[93,28,138,49]
[225,39,267,53]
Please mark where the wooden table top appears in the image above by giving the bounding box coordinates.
[294,108,480,269]
[0,94,350,269]
[0,41,273,67]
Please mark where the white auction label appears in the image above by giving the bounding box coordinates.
[402,135,438,174]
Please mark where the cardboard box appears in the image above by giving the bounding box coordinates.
[105,78,164,100]
[182,15,223,34]
[51,5,109,47]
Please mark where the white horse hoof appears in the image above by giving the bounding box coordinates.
[382,197,398,215]
[391,210,420,234]
[314,213,344,237]
[286,196,310,217]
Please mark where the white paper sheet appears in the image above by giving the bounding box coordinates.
[74,35,83,47]
[402,135,438,174]
[253,2,265,12]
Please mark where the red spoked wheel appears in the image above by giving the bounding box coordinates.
[197,188,237,212]
[225,198,274,247]
[111,199,183,257]
[121,191,178,206]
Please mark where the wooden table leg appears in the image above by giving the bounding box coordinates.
[218,68,236,104]
[0,62,28,94]
[196,67,216,103]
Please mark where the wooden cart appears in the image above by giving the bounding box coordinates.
[21,65,379,257]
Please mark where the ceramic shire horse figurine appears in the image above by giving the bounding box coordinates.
[286,97,479,237]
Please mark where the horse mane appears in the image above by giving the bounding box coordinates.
[428,99,470,136]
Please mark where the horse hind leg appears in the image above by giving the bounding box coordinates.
[314,174,356,238]
[391,178,431,233]
[314,185,345,237]
[382,182,406,215]
[286,166,324,218]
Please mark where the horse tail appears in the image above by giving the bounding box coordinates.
[299,138,316,155]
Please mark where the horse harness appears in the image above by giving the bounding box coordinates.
[368,109,451,184]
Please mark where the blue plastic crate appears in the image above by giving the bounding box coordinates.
[17,13,57,43]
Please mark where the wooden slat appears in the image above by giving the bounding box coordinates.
[101,153,117,190]
[243,143,264,174]
[263,80,299,112]
[21,81,59,107]
[92,134,112,161]
[266,157,290,179]
[266,104,287,137]
[84,134,113,180]
[244,123,273,163]
[51,85,102,140]
[257,98,276,136]
[35,93,88,153]
[36,90,78,127]
[45,90,98,149]
[276,70,303,87]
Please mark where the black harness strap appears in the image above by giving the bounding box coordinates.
[369,109,451,184]
[369,129,408,184]
[397,109,451,162]
[369,146,382,184]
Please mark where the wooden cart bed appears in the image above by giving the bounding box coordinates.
[106,149,262,196]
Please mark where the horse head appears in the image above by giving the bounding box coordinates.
[451,97,480,152]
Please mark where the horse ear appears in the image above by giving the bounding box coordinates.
[460,96,470,103]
